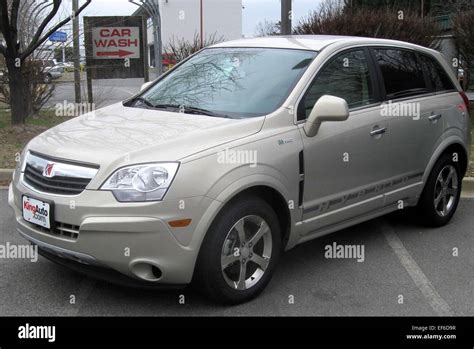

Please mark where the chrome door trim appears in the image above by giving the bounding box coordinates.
[370,127,388,136]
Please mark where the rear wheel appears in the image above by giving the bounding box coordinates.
[416,153,461,227]
[194,196,281,304]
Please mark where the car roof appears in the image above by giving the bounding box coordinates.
[211,35,431,53]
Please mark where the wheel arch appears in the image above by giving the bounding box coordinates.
[423,139,468,186]
[190,180,294,285]
[193,175,294,259]
[218,185,292,250]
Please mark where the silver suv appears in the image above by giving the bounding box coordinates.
[8,36,471,304]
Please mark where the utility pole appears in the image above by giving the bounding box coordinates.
[152,4,163,76]
[72,0,81,103]
[281,0,292,35]
[200,0,204,47]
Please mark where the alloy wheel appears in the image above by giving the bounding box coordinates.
[433,165,458,217]
[221,215,273,290]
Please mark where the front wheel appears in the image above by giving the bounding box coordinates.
[194,196,281,304]
[416,153,462,227]
[43,74,52,84]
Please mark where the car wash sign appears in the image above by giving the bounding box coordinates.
[84,16,146,79]
[92,27,140,59]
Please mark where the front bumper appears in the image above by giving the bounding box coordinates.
[8,173,218,285]
[37,247,185,290]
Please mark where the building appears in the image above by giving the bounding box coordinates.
[133,0,242,68]
[431,1,474,90]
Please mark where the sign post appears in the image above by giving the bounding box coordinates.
[49,31,68,64]
[73,0,81,104]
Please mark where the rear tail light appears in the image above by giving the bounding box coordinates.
[459,91,471,115]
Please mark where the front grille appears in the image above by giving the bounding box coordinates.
[25,220,80,241]
[22,151,99,196]
[24,164,91,195]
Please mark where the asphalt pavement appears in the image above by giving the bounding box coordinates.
[47,78,146,108]
[0,188,473,316]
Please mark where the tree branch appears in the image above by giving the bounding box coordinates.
[0,0,12,51]
[9,0,21,53]
[21,0,92,60]
[21,0,62,60]
[10,0,21,35]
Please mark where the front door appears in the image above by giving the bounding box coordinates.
[297,48,391,235]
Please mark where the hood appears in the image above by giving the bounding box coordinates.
[27,103,264,175]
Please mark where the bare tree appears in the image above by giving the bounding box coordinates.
[254,20,280,37]
[0,59,56,115]
[294,1,441,49]
[0,0,91,124]
[0,3,59,117]
[452,10,474,91]
[164,32,225,63]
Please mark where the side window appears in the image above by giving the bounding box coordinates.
[374,49,428,99]
[419,54,455,92]
[298,49,374,120]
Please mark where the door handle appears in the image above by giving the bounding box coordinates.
[428,113,442,122]
[370,127,387,137]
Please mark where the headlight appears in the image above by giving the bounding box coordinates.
[101,162,179,202]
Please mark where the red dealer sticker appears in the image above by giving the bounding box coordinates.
[92,27,140,59]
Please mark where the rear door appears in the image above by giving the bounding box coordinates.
[370,48,456,205]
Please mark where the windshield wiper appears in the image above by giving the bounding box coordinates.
[129,97,156,109]
[152,104,232,118]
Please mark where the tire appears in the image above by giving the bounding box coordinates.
[416,152,462,227]
[43,74,52,84]
[194,196,281,304]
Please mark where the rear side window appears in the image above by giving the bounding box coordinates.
[419,54,455,92]
[298,49,374,120]
[374,49,428,99]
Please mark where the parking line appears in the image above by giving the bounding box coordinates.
[382,222,454,316]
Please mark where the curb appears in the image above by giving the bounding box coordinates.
[0,169,13,182]
[462,177,474,198]
[1,168,474,198]
[54,79,86,84]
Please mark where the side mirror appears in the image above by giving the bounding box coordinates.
[140,81,154,91]
[303,95,349,137]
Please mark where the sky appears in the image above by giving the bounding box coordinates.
[241,0,322,36]
[60,0,323,37]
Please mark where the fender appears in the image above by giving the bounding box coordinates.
[189,171,298,264]
[206,164,293,202]
[422,133,469,187]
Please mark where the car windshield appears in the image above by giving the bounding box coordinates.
[133,47,317,118]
